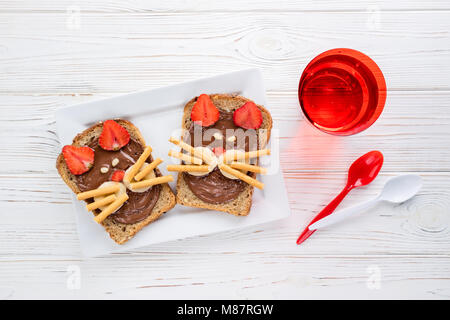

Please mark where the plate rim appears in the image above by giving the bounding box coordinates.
[55,68,291,256]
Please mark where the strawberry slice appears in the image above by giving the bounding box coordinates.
[99,120,130,151]
[190,94,220,127]
[212,147,225,156]
[62,145,94,175]
[111,170,125,182]
[233,101,263,129]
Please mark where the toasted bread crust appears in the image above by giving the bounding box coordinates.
[56,119,176,244]
[175,94,272,216]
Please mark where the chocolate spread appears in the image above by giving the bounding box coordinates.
[183,111,258,204]
[183,168,247,204]
[75,138,161,225]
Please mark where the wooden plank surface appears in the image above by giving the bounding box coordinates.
[0,11,449,94]
[1,91,449,175]
[0,1,449,299]
[2,0,450,12]
[1,171,449,258]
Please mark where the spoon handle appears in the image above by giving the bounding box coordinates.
[308,197,380,230]
[296,185,352,245]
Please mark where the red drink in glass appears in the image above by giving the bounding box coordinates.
[298,48,386,135]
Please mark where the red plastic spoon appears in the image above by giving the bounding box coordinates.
[296,150,384,245]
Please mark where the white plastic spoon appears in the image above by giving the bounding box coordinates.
[309,174,422,230]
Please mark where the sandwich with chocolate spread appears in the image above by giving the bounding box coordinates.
[56,119,176,244]
[168,94,272,216]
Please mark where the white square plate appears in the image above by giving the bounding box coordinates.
[55,68,291,257]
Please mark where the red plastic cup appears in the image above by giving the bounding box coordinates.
[298,48,386,136]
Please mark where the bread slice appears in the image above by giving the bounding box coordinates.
[56,119,176,244]
[176,94,273,216]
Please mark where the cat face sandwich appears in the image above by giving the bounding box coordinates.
[168,94,272,216]
[56,119,176,244]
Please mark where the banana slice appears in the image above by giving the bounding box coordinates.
[93,181,127,211]
[123,163,156,192]
[218,149,249,180]
[187,147,217,176]
[194,146,216,165]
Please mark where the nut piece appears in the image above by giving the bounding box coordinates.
[100,166,109,174]
[227,135,236,142]
[111,158,119,167]
[213,132,223,140]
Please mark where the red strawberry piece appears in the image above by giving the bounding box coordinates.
[190,94,220,127]
[111,170,125,182]
[233,101,263,129]
[62,145,94,175]
[212,147,225,156]
[99,120,130,151]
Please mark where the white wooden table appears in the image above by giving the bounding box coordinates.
[1,0,449,299]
